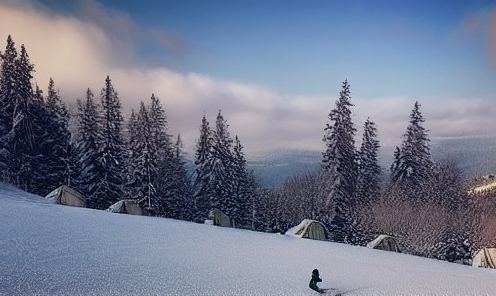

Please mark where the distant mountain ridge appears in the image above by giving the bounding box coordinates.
[247,136,496,188]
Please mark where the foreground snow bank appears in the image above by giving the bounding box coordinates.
[1,183,495,295]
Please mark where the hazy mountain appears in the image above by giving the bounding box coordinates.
[248,137,496,188]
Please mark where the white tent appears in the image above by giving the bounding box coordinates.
[367,235,401,253]
[45,185,86,208]
[472,248,496,268]
[107,200,151,216]
[285,219,329,241]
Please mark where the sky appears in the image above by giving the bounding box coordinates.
[1,0,496,154]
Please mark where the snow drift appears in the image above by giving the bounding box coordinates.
[0,183,495,295]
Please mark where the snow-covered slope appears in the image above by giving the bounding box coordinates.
[1,183,495,296]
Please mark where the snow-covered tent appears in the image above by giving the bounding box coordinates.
[472,248,496,268]
[367,235,401,253]
[107,199,151,216]
[45,185,86,208]
[285,219,329,241]
[205,209,231,227]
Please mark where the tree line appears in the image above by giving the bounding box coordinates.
[2,35,495,264]
[0,35,255,227]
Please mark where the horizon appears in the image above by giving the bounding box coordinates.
[1,0,496,154]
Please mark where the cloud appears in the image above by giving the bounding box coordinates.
[0,0,495,156]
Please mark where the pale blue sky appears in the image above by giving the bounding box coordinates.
[36,0,496,98]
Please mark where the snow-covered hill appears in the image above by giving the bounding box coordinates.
[1,183,495,295]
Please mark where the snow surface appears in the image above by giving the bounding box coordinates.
[1,183,495,296]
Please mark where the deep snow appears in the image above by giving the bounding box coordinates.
[1,183,495,296]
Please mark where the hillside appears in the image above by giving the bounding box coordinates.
[1,183,495,295]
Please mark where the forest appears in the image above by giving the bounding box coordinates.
[1,35,495,265]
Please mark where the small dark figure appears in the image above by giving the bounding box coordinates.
[309,268,322,293]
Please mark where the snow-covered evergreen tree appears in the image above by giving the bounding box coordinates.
[192,114,214,222]
[210,110,236,221]
[128,101,156,209]
[356,118,381,206]
[0,35,18,181]
[93,76,125,209]
[34,78,70,194]
[148,94,174,216]
[6,44,36,191]
[74,88,103,208]
[390,101,432,201]
[321,80,358,243]
[168,134,193,220]
[232,135,255,229]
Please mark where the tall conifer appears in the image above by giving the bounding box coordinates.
[321,80,357,243]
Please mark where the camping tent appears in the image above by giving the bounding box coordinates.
[206,209,231,227]
[285,219,329,241]
[107,199,151,216]
[45,185,86,208]
[367,235,401,253]
[472,248,496,268]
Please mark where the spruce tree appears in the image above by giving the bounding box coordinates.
[232,135,254,229]
[192,114,214,222]
[356,118,381,206]
[390,101,432,201]
[0,35,18,181]
[148,94,173,215]
[211,110,236,220]
[131,101,156,209]
[0,35,17,141]
[321,80,358,243]
[36,78,70,193]
[9,44,36,191]
[169,134,192,220]
[94,76,125,209]
[74,88,103,208]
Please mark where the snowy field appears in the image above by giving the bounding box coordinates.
[1,183,495,296]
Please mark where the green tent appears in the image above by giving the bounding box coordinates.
[285,219,329,241]
[107,199,151,216]
[45,185,86,208]
[367,235,401,253]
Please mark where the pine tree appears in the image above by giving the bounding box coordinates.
[232,135,254,229]
[131,101,156,209]
[148,94,173,215]
[390,101,432,201]
[0,35,18,181]
[169,134,192,220]
[8,44,36,191]
[210,110,236,220]
[356,118,381,206]
[192,114,214,222]
[321,80,358,243]
[74,88,103,208]
[0,35,17,141]
[34,78,70,194]
[94,76,125,209]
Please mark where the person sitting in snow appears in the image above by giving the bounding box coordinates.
[309,268,323,293]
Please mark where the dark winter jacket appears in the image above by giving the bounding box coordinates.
[309,273,322,292]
